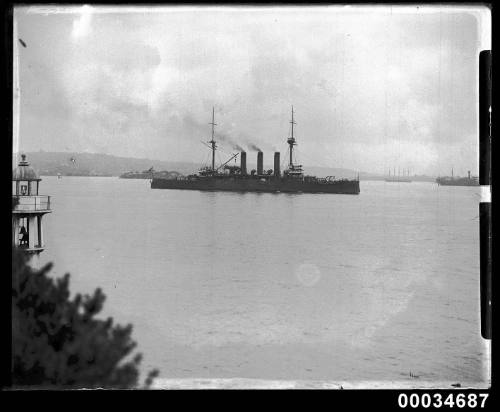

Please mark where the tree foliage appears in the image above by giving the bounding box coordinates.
[12,248,159,389]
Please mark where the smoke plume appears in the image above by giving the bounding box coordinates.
[248,143,262,152]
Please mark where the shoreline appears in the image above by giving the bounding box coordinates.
[151,378,490,390]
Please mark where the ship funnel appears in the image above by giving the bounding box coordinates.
[240,151,247,175]
[257,151,263,175]
[274,152,280,177]
[468,170,471,179]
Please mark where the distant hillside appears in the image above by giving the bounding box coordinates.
[17,151,435,181]
[19,152,199,177]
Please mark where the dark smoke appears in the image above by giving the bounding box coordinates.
[216,131,247,152]
[217,132,238,147]
[248,144,262,152]
[181,113,267,153]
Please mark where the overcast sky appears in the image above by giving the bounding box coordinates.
[14,5,490,175]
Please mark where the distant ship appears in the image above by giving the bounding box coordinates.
[436,169,478,186]
[57,173,62,179]
[385,168,412,183]
[120,168,154,179]
[151,107,360,194]
[120,169,183,180]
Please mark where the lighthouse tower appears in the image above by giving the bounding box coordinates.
[12,154,51,254]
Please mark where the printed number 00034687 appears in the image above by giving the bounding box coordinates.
[398,393,489,408]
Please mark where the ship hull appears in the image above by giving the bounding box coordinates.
[151,177,360,194]
[436,178,478,187]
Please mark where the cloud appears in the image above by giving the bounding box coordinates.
[16,6,486,175]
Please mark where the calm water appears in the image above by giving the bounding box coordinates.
[36,177,488,386]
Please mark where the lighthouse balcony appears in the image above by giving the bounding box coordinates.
[12,195,51,213]
[17,244,45,254]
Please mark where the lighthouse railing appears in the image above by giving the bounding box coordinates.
[12,195,51,212]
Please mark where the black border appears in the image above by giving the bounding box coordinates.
[1,2,495,408]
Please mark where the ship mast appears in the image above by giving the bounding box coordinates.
[287,105,296,168]
[209,107,217,172]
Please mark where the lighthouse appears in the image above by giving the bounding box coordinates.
[12,154,51,254]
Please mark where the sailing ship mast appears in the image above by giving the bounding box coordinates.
[287,106,296,168]
[285,106,303,177]
[209,107,217,172]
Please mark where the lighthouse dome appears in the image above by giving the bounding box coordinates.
[13,154,41,181]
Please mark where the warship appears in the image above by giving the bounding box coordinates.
[436,169,479,186]
[151,107,360,194]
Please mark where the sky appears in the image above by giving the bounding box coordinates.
[13,5,490,176]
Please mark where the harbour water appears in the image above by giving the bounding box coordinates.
[36,177,489,387]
